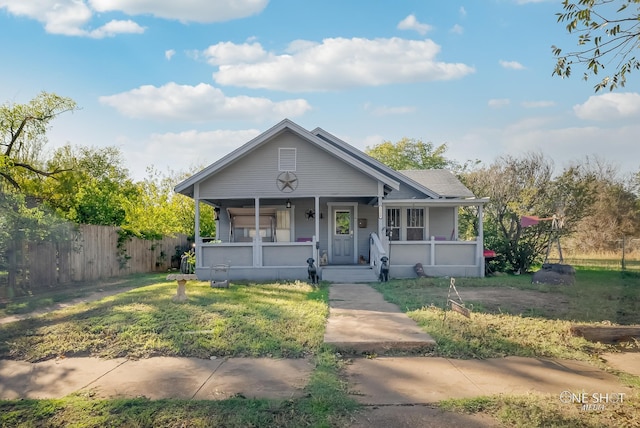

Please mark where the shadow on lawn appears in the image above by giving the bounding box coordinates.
[0,281,327,362]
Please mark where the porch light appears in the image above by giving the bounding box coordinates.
[286,199,291,209]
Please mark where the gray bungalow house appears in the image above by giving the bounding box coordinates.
[174,119,488,282]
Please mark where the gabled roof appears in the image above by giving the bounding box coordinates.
[174,119,400,197]
[311,127,442,199]
[399,170,475,198]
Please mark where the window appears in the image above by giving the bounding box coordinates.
[275,209,291,242]
[406,208,425,240]
[386,208,401,241]
[279,148,296,171]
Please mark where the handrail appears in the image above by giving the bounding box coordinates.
[369,232,387,277]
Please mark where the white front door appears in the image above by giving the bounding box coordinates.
[332,206,354,264]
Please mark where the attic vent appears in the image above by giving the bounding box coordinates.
[279,148,296,171]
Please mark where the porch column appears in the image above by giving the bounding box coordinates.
[377,182,384,237]
[194,183,202,269]
[314,196,320,262]
[254,197,261,267]
[478,203,485,277]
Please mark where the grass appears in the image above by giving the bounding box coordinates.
[0,278,328,361]
[439,392,640,428]
[370,269,640,362]
[371,268,640,427]
[1,268,639,426]
[0,347,359,428]
[0,274,167,318]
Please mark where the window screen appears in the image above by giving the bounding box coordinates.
[406,208,425,241]
[386,208,401,241]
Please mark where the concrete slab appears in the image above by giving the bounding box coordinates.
[193,358,314,400]
[0,357,126,399]
[447,356,634,396]
[345,356,635,405]
[601,352,640,377]
[324,284,436,353]
[82,357,224,399]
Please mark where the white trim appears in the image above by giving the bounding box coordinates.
[382,198,489,206]
[175,119,400,195]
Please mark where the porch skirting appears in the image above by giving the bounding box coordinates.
[195,266,309,282]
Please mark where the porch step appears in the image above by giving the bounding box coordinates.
[321,266,378,283]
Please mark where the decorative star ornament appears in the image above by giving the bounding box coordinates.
[276,171,298,193]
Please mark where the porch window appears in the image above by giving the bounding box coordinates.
[406,208,425,241]
[386,208,401,241]
[275,209,291,242]
[228,207,276,243]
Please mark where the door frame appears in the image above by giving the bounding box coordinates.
[327,202,358,264]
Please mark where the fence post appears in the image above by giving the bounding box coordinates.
[621,235,626,271]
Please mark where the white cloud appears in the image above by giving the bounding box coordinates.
[202,41,268,66]
[88,20,144,38]
[364,103,416,116]
[126,128,262,180]
[210,37,475,92]
[459,6,467,17]
[165,49,176,60]
[99,82,311,121]
[450,118,640,177]
[450,24,464,35]
[397,14,432,35]
[90,0,268,23]
[0,0,267,37]
[521,100,555,108]
[488,98,510,108]
[499,60,525,70]
[573,92,640,121]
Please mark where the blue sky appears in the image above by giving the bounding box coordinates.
[1,0,638,181]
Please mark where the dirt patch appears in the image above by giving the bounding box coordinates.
[458,287,570,318]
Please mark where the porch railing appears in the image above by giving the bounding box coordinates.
[198,240,315,269]
[369,232,387,278]
[366,234,484,278]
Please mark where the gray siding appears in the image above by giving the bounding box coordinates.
[429,207,455,239]
[199,131,378,199]
[385,182,428,200]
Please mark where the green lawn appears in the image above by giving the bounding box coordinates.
[1,269,639,427]
[0,278,328,361]
[371,269,640,362]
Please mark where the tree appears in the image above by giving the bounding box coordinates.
[0,192,72,298]
[563,156,640,252]
[365,138,454,171]
[30,144,138,226]
[464,152,573,272]
[552,0,640,91]
[123,166,215,239]
[0,92,78,189]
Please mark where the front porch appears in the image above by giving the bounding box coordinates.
[195,237,484,282]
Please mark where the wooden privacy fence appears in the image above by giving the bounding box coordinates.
[10,224,190,290]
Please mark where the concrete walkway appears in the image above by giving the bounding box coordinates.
[324,283,436,354]
[0,282,637,427]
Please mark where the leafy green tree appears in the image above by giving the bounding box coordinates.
[123,166,215,239]
[31,144,138,226]
[365,138,454,171]
[552,0,640,91]
[0,92,77,189]
[465,153,568,272]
